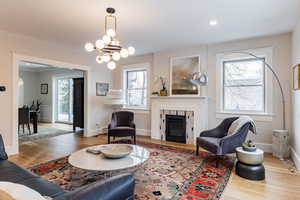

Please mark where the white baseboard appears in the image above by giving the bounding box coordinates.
[255,143,272,153]
[88,128,106,137]
[5,145,18,156]
[136,129,151,136]
[91,128,150,137]
[291,147,300,171]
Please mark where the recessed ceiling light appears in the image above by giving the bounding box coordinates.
[209,20,218,26]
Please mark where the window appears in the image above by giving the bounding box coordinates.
[222,58,265,113]
[124,68,147,108]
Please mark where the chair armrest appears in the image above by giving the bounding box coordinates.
[131,123,136,129]
[54,173,135,200]
[200,127,226,138]
[219,124,250,154]
[108,123,111,129]
[0,135,8,160]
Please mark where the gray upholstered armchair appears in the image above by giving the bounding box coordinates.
[196,117,255,167]
[108,111,136,144]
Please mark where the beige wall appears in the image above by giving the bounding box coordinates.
[208,34,292,149]
[113,33,292,150]
[111,54,153,134]
[0,30,112,154]
[292,18,300,169]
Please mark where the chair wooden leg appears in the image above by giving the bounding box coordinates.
[27,123,31,135]
[196,144,199,156]
[22,124,25,134]
[108,135,110,144]
[134,135,136,144]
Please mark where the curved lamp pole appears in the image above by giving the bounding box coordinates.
[230,52,286,130]
[191,51,286,130]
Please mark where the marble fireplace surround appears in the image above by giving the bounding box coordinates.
[151,96,208,145]
[160,110,194,144]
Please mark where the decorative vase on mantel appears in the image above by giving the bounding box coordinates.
[159,76,168,96]
[160,87,168,96]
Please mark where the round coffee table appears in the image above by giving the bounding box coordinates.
[68,144,150,172]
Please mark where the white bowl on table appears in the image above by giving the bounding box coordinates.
[99,144,133,159]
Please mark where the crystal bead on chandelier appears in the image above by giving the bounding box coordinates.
[85,7,135,70]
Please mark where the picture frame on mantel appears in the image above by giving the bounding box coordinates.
[293,64,300,90]
[170,55,201,96]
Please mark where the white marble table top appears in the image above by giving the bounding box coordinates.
[68,144,150,172]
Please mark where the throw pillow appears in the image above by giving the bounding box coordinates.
[0,182,51,200]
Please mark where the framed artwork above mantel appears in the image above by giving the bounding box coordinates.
[170,55,201,96]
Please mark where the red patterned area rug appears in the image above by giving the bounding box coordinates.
[29,141,234,200]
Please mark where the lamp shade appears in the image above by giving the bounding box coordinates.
[104,89,124,105]
[190,72,208,86]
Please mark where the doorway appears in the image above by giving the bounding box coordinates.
[12,54,91,154]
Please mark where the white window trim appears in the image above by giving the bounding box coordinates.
[216,47,274,121]
[122,63,150,110]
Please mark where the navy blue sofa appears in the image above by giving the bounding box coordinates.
[0,135,135,200]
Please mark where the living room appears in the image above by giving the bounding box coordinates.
[0,1,300,200]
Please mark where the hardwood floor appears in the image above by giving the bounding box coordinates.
[9,133,300,200]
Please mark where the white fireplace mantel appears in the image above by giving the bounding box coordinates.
[150,96,208,145]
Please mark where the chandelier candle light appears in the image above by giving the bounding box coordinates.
[85,8,135,70]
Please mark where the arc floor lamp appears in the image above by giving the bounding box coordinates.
[191,51,286,131]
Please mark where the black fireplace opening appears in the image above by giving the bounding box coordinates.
[166,114,186,143]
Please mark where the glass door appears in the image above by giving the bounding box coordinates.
[56,78,73,123]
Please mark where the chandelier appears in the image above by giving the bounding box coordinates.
[84,7,135,70]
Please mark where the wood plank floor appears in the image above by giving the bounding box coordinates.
[9,133,300,200]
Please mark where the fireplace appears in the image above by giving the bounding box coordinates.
[166,114,186,143]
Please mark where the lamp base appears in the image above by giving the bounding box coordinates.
[272,129,289,160]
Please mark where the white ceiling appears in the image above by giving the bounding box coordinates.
[0,0,299,55]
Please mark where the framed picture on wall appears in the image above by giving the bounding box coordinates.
[293,64,300,90]
[170,55,200,96]
[41,83,48,94]
[96,82,109,96]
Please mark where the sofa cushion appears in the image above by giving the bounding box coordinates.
[18,177,65,198]
[0,161,38,182]
[0,160,65,198]
[0,181,50,200]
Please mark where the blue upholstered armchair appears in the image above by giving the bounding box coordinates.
[196,117,255,167]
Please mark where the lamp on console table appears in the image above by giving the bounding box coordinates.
[104,89,124,108]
